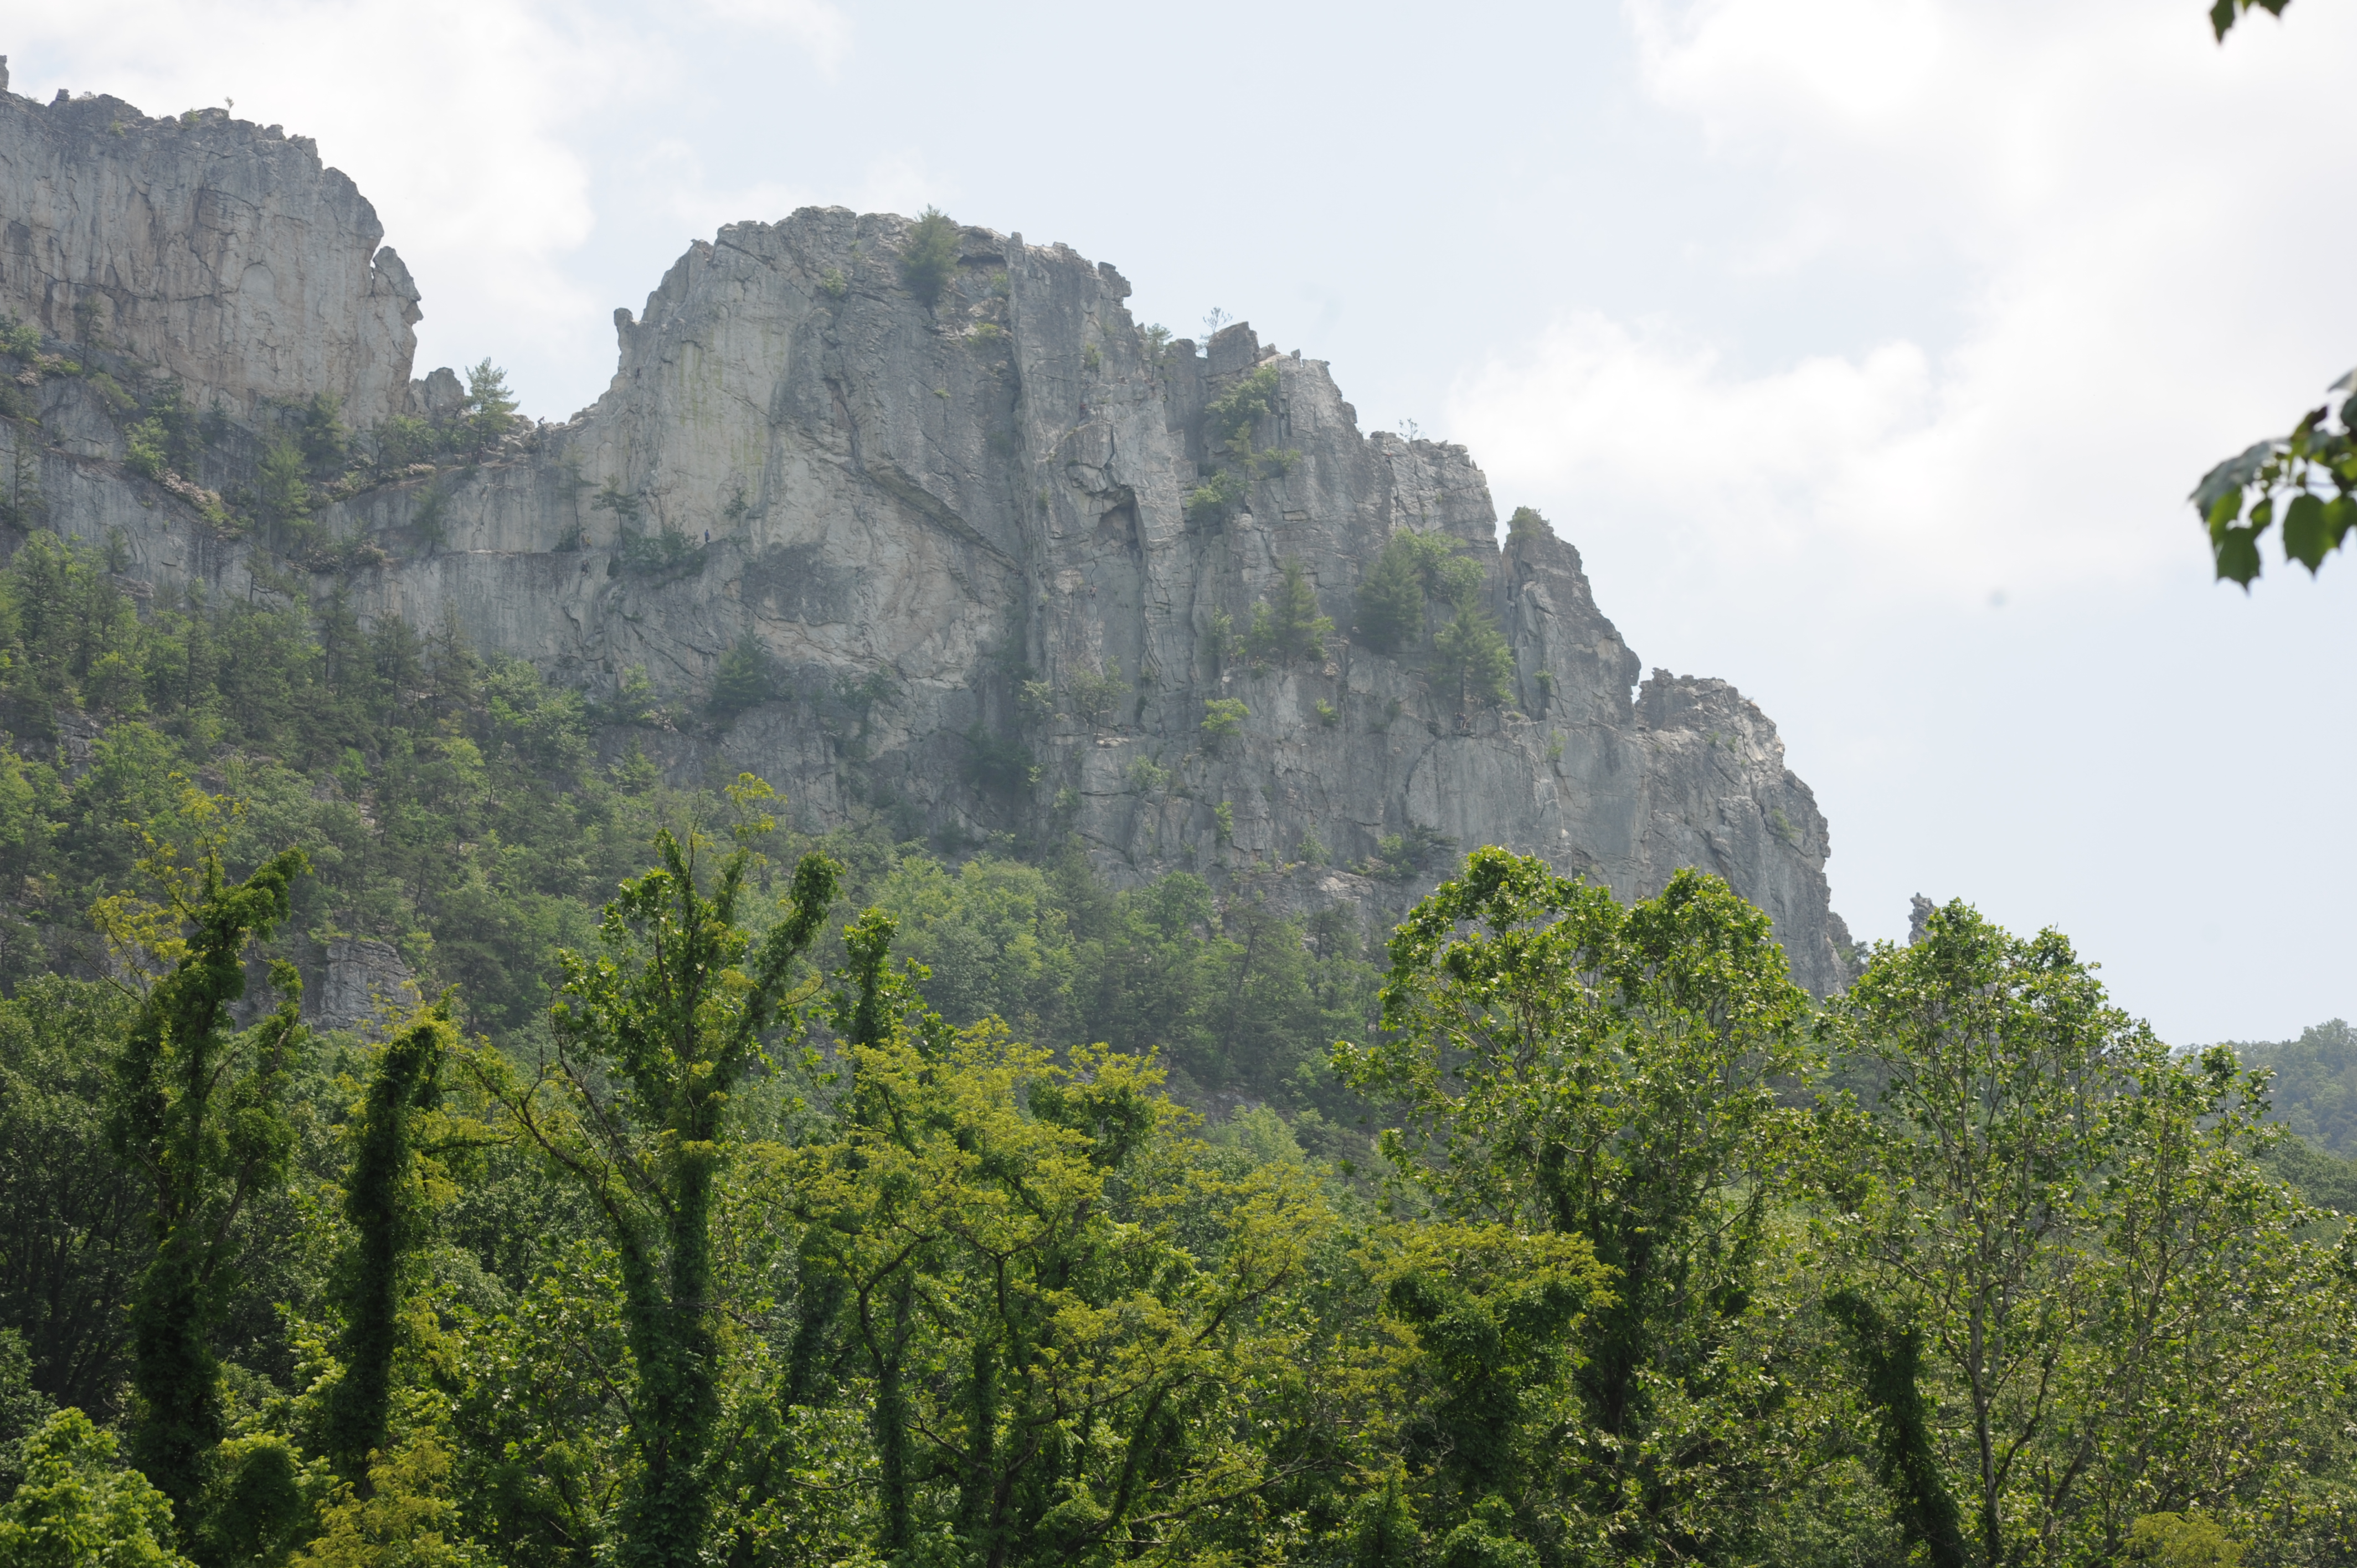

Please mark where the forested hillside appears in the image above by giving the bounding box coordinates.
[3,522,2357,1567]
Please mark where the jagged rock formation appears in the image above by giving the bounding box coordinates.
[0,81,1857,993]
[0,81,417,425]
[310,937,421,1037]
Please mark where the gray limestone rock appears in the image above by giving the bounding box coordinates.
[1,90,1859,994]
[310,937,421,1038]
[0,89,417,423]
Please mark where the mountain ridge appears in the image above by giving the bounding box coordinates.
[0,79,1857,992]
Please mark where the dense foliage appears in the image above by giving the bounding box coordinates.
[1,524,2354,1568]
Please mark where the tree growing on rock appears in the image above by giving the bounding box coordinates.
[900,208,961,306]
[1245,558,1334,664]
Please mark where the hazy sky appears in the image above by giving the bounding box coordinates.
[7,0,2353,1043]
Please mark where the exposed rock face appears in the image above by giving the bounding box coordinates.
[310,937,421,1038]
[0,90,418,423]
[0,86,1857,994]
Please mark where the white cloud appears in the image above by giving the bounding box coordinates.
[5,0,848,413]
[693,0,850,73]
[639,139,941,245]
[1452,0,2357,606]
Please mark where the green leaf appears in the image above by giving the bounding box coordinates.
[2191,441,2275,517]
[2210,0,2237,38]
[2324,495,2355,551]
[2282,493,2331,572]
[2214,525,2262,586]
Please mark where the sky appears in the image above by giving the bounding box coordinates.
[6,0,2353,1044]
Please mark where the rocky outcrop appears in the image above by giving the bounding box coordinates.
[0,84,1858,994]
[310,937,421,1038]
[0,80,418,424]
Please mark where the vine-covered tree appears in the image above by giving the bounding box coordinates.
[1338,851,1816,1557]
[100,796,310,1538]
[469,779,836,1568]
[323,1004,461,1484]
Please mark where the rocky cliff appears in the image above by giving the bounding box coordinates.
[0,80,1857,993]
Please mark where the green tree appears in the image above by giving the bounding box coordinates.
[2225,1017,2357,1152]
[323,1005,461,1484]
[255,436,312,546]
[1337,850,1816,1558]
[706,632,776,720]
[0,1408,194,1568]
[900,208,961,306]
[462,362,518,458]
[99,795,310,1534]
[1431,577,1514,711]
[0,978,146,1414]
[469,780,836,1568]
[1824,903,2129,1566]
[1246,558,1335,665]
[789,1002,1330,1566]
[1354,531,1455,654]
[1372,1223,1611,1557]
[1821,1288,1968,1568]
[1823,901,2344,1564]
[873,852,1077,1040]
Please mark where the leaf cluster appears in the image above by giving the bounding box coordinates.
[2193,369,2356,585]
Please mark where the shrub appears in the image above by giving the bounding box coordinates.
[0,1408,191,1568]
[1244,558,1334,665]
[1068,661,1129,728]
[1316,699,1339,727]
[1083,343,1102,372]
[1213,801,1236,843]
[819,267,848,299]
[619,529,702,577]
[900,208,961,306]
[1205,364,1280,455]
[86,371,135,413]
[1201,697,1248,741]
[1185,468,1248,522]
[125,419,168,480]
[962,721,1035,795]
[1365,824,1455,882]
[708,631,778,719]
[1507,504,1549,548]
[373,414,442,472]
[1206,608,1236,667]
